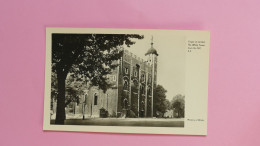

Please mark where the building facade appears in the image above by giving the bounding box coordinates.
[52,42,158,118]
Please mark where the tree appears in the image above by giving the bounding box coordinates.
[153,85,168,117]
[52,34,143,124]
[170,94,185,118]
[51,72,87,108]
[164,99,171,111]
[64,74,88,107]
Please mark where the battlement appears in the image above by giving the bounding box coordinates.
[123,49,148,65]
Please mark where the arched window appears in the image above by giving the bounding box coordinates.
[94,93,98,105]
[125,67,128,74]
[76,96,79,105]
[133,80,138,87]
[140,85,145,95]
[123,80,128,90]
[141,101,145,107]
[84,94,88,104]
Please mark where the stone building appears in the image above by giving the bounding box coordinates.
[52,41,158,118]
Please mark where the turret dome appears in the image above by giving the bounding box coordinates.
[145,46,158,56]
[145,36,158,56]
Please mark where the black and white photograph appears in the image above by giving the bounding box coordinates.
[44,28,209,135]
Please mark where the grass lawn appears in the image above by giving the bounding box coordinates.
[51,118,184,127]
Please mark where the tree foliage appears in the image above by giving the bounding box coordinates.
[170,94,185,118]
[52,34,143,91]
[52,33,143,124]
[51,72,87,106]
[153,85,169,117]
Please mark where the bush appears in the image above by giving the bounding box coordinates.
[109,111,117,118]
[99,107,108,118]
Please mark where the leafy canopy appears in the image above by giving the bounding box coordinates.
[52,34,144,91]
[154,84,169,114]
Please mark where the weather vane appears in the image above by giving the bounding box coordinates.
[151,36,154,47]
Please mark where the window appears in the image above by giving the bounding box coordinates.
[113,75,116,81]
[141,74,145,82]
[123,99,128,109]
[140,85,145,95]
[134,71,137,77]
[123,80,128,90]
[148,87,151,96]
[84,94,88,104]
[125,67,128,74]
[94,93,98,105]
[76,96,79,105]
[133,80,138,86]
[132,80,138,91]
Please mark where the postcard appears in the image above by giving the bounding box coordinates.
[43,28,210,135]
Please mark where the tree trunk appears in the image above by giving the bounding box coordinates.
[55,72,67,124]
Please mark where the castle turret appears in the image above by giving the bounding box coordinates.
[145,37,158,117]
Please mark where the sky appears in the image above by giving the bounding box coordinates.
[124,34,186,100]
